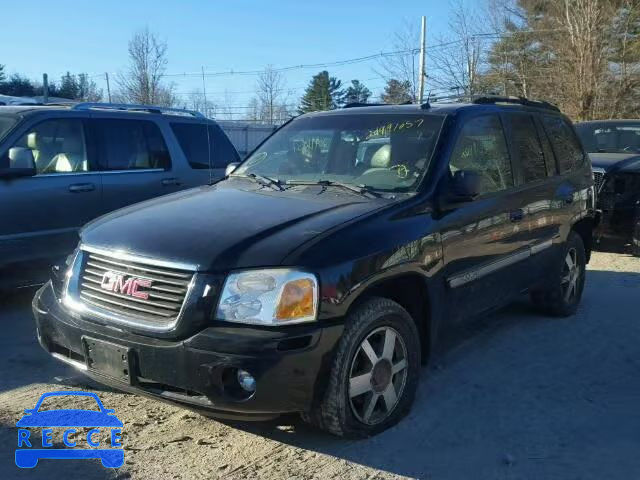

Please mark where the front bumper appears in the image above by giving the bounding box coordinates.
[33,282,342,420]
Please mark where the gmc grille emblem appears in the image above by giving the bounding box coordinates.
[100,271,152,300]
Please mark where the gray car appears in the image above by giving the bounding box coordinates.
[0,102,239,289]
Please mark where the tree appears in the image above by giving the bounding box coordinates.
[343,79,372,104]
[58,72,79,99]
[0,64,5,84]
[298,71,343,113]
[116,27,176,106]
[381,79,413,104]
[255,65,289,124]
[186,89,216,117]
[0,74,36,97]
[77,74,102,101]
[377,19,420,102]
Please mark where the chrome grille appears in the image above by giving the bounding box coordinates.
[593,170,605,192]
[79,250,194,325]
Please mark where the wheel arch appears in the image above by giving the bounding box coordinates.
[344,272,434,365]
[571,217,594,263]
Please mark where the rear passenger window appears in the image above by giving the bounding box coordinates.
[450,115,514,195]
[542,116,584,173]
[507,113,547,183]
[94,119,170,171]
[170,123,239,169]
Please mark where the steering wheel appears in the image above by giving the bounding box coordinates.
[389,164,410,179]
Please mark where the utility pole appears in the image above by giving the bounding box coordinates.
[105,72,112,102]
[42,73,49,103]
[417,16,427,104]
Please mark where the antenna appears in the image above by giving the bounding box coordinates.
[202,66,213,185]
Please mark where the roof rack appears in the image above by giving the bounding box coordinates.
[472,96,560,112]
[342,102,387,108]
[71,102,206,118]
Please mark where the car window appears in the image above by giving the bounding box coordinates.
[170,122,239,169]
[94,119,170,171]
[576,122,640,154]
[235,114,444,193]
[449,114,514,195]
[542,116,584,174]
[507,113,547,183]
[0,114,18,141]
[2,118,89,174]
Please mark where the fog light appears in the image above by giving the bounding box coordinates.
[236,369,256,393]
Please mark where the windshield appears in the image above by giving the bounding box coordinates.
[234,113,444,192]
[576,122,640,154]
[0,114,18,141]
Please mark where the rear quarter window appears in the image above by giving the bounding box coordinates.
[170,122,239,169]
[542,116,585,174]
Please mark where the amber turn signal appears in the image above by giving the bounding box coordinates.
[275,278,316,320]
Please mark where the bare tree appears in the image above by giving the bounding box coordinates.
[255,65,288,124]
[429,0,489,98]
[116,27,176,106]
[185,90,216,117]
[377,19,420,102]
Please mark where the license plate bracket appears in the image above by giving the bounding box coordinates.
[82,337,131,384]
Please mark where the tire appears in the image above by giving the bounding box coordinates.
[531,231,586,317]
[303,297,421,437]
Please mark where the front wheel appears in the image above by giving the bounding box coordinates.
[531,232,586,316]
[303,297,421,437]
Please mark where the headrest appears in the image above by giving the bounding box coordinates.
[27,132,38,150]
[370,144,391,168]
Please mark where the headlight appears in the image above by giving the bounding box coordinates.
[216,269,318,325]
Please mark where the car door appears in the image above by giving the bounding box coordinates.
[168,120,240,187]
[91,116,179,214]
[0,115,102,282]
[440,113,531,322]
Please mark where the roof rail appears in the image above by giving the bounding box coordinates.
[342,102,387,108]
[472,95,560,112]
[72,102,206,118]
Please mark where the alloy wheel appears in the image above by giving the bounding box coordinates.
[348,326,408,425]
[561,247,581,303]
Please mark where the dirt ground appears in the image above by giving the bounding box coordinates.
[1,251,639,480]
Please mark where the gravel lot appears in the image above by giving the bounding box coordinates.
[1,251,639,480]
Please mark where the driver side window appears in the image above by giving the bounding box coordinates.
[10,119,88,175]
[450,115,513,195]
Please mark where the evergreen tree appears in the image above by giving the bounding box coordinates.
[381,79,413,104]
[0,74,36,97]
[58,72,79,99]
[343,79,372,104]
[299,71,343,113]
[0,64,5,84]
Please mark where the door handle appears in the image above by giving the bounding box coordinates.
[161,178,181,187]
[510,209,524,222]
[68,183,95,193]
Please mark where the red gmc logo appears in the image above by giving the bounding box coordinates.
[100,271,152,300]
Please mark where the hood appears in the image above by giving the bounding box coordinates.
[81,180,391,272]
[589,153,640,172]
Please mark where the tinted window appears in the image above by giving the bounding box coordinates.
[450,115,513,195]
[94,119,170,171]
[170,123,239,169]
[4,118,89,174]
[575,122,640,154]
[0,115,18,141]
[542,116,584,173]
[507,113,547,183]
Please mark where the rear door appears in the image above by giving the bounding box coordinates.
[91,117,178,214]
[440,113,531,321]
[0,115,102,280]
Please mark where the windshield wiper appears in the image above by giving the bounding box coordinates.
[236,173,284,191]
[284,179,381,198]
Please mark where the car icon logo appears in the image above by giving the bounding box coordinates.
[15,391,124,468]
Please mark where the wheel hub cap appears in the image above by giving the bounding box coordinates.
[370,360,392,393]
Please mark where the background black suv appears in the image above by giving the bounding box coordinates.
[33,97,595,437]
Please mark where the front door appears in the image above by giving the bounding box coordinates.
[440,113,530,321]
[0,116,102,284]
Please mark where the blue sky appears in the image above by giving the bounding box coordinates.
[1,0,477,114]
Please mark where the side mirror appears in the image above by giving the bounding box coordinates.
[225,162,240,177]
[0,147,37,178]
[439,170,482,211]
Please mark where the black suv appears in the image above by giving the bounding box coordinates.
[575,120,640,254]
[32,97,595,437]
